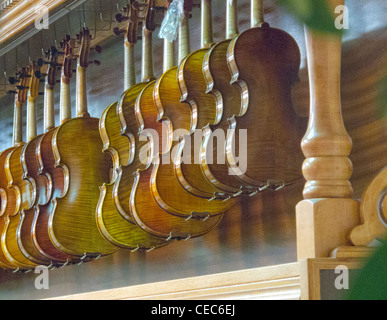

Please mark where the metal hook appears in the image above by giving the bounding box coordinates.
[166,232,173,241]
[146,246,155,253]
[60,259,70,268]
[77,253,88,266]
[12,267,20,273]
[94,254,102,261]
[184,234,191,241]
[131,244,140,252]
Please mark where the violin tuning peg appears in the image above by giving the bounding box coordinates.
[91,45,102,54]
[7,77,18,85]
[15,85,29,90]
[35,70,45,78]
[89,60,101,66]
[115,13,129,23]
[113,27,125,36]
[37,58,47,67]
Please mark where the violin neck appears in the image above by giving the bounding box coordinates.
[44,84,55,131]
[178,13,190,64]
[60,75,72,123]
[76,64,89,117]
[163,38,175,73]
[124,40,136,91]
[226,0,239,39]
[251,0,264,28]
[13,98,23,146]
[141,26,154,82]
[26,94,37,142]
[201,0,213,49]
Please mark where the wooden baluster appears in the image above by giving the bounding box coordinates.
[296,0,360,261]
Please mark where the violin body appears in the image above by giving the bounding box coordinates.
[201,39,252,195]
[150,67,235,218]
[3,143,39,268]
[49,115,117,257]
[96,93,170,250]
[0,147,18,269]
[176,48,233,200]
[226,24,305,188]
[17,135,53,265]
[33,128,79,263]
[130,81,224,240]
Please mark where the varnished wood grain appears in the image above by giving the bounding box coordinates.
[201,38,252,194]
[3,143,38,269]
[130,81,224,240]
[151,66,236,218]
[96,97,171,250]
[227,24,306,188]
[49,115,117,257]
[0,147,19,269]
[34,128,80,264]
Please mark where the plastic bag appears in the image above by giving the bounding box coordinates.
[158,0,185,42]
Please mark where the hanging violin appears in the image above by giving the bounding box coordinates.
[226,0,305,190]
[0,68,29,270]
[2,62,44,270]
[97,0,170,251]
[48,27,117,259]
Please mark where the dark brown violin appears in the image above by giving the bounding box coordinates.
[226,1,305,190]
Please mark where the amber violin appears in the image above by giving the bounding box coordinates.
[129,2,224,240]
[17,49,63,267]
[2,62,45,270]
[0,68,29,270]
[146,1,233,220]
[48,27,117,258]
[33,37,81,265]
[97,0,170,251]
[175,0,237,204]
[201,0,253,196]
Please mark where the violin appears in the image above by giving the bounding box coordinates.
[128,5,223,241]
[146,2,233,220]
[33,36,82,265]
[175,0,237,202]
[17,49,62,267]
[101,0,157,223]
[129,82,221,241]
[2,62,45,270]
[0,68,29,270]
[201,0,252,196]
[48,27,117,258]
[96,0,170,251]
[226,0,305,190]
